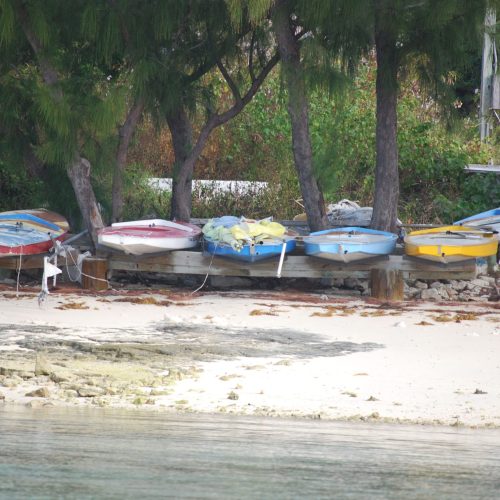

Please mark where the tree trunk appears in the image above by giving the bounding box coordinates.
[17,3,104,247]
[272,0,329,232]
[112,98,145,222]
[167,43,279,222]
[67,156,104,246]
[371,0,400,233]
[167,105,194,222]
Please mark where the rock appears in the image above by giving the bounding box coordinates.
[421,288,441,301]
[453,280,469,291]
[25,400,44,408]
[468,278,491,290]
[437,287,450,299]
[50,372,69,384]
[430,281,444,289]
[332,278,344,288]
[358,280,369,291]
[404,287,420,299]
[344,277,360,289]
[478,275,496,285]
[77,387,106,398]
[35,352,51,377]
[25,387,50,398]
[414,281,428,290]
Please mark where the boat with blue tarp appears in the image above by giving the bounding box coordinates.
[203,216,296,263]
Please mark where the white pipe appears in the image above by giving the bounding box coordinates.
[276,242,287,278]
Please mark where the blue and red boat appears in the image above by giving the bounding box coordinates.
[0,209,69,257]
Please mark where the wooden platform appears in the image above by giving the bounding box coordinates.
[1,247,478,300]
[103,250,476,281]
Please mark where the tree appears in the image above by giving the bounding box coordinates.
[370,0,492,232]
[272,0,329,231]
[0,0,125,246]
[296,0,493,232]
[158,4,280,221]
[371,0,399,232]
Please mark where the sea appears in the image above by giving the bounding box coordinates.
[1,405,500,499]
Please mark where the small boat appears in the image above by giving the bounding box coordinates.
[204,235,296,262]
[98,219,201,255]
[303,227,397,263]
[0,209,69,257]
[203,216,296,262]
[404,225,498,263]
[455,208,500,234]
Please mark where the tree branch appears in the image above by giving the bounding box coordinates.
[217,58,242,103]
[249,31,256,82]
[179,50,280,180]
[15,3,62,99]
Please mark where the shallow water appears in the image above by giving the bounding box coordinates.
[1,406,500,499]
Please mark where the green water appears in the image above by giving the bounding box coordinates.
[1,406,499,499]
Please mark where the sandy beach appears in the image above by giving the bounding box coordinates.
[1,285,499,428]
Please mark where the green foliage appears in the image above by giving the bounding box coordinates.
[191,177,300,220]
[312,63,498,224]
[0,160,44,211]
[119,163,172,221]
[129,64,494,224]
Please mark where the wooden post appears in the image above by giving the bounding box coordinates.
[370,269,404,301]
[81,257,108,291]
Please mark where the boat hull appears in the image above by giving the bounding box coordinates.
[455,208,500,234]
[304,227,397,263]
[98,220,201,255]
[204,237,296,262]
[0,209,69,257]
[404,225,498,263]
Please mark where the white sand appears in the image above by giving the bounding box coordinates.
[1,289,499,427]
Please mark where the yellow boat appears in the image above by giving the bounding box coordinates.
[404,225,498,263]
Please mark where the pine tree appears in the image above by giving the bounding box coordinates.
[0,0,124,245]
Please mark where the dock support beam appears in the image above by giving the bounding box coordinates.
[370,269,404,301]
[82,257,108,291]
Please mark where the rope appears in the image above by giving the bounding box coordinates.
[63,246,109,284]
[15,251,22,297]
[191,242,218,295]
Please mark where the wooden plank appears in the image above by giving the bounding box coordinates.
[107,251,477,280]
[0,249,82,270]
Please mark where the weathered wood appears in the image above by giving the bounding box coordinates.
[0,249,81,270]
[106,251,477,281]
[82,257,108,291]
[1,248,477,287]
[371,269,404,301]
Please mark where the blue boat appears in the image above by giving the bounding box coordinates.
[455,208,500,233]
[0,209,69,257]
[202,216,297,263]
[204,236,296,263]
[304,226,397,263]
